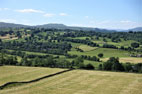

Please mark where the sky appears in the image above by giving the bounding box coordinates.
[0,0,141,29]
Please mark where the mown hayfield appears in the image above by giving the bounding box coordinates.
[72,37,90,40]
[101,57,142,63]
[0,66,65,86]
[0,66,142,94]
[0,34,18,40]
[68,48,130,58]
[78,45,98,52]
[120,57,142,63]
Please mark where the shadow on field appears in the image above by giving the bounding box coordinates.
[0,69,74,90]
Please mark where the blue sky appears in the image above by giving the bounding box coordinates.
[0,0,141,29]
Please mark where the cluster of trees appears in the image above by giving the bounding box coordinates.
[0,40,72,55]
[0,53,18,65]
[102,57,124,71]
[80,55,100,62]
[1,28,142,56]
[1,52,142,73]
[0,31,11,36]
[0,51,95,70]
[65,54,100,62]
[0,29,29,39]
[19,56,73,68]
[1,49,52,59]
[103,44,118,49]
[102,43,141,53]
[57,31,142,52]
[98,57,142,73]
[62,30,142,44]
[1,28,142,43]
[55,37,99,47]
[0,54,83,69]
[131,42,140,48]
[62,31,99,37]
[0,53,73,68]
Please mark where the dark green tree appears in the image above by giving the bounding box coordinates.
[131,42,139,48]
[98,53,103,58]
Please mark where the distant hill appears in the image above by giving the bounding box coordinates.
[36,24,67,29]
[0,22,29,28]
[0,22,130,32]
[0,22,117,32]
[36,23,117,32]
[129,27,142,31]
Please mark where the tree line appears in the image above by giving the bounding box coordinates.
[1,53,142,73]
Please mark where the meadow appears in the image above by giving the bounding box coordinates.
[68,48,130,58]
[0,66,142,94]
[101,57,142,63]
[78,45,98,52]
[0,66,65,86]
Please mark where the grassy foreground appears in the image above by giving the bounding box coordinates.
[0,66,142,94]
[0,66,65,86]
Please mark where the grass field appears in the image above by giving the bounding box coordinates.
[0,34,18,40]
[101,57,142,63]
[0,66,142,94]
[72,37,89,40]
[92,37,136,48]
[70,42,82,47]
[0,66,65,86]
[68,48,130,58]
[78,45,98,52]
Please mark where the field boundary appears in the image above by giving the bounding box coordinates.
[0,68,74,90]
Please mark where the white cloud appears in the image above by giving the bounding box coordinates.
[59,13,68,16]
[44,13,55,17]
[88,20,142,29]
[70,24,85,27]
[16,9,44,13]
[120,20,134,23]
[0,8,9,11]
[76,20,142,29]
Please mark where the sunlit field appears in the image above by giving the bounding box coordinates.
[0,66,142,94]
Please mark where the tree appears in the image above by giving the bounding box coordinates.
[0,53,5,65]
[123,63,132,72]
[132,63,142,73]
[44,56,55,67]
[98,64,103,70]
[103,61,113,70]
[111,62,124,71]
[56,58,72,68]
[20,57,31,66]
[103,57,119,71]
[131,42,139,48]
[98,53,103,58]
[73,57,84,68]
[32,57,41,67]
[103,38,107,42]
[84,64,94,70]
